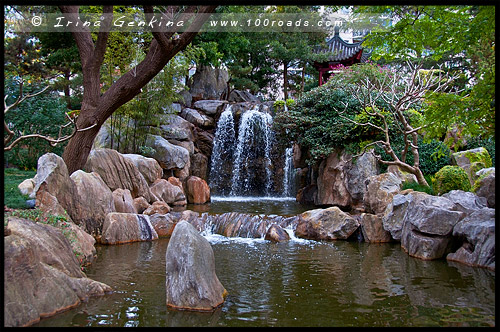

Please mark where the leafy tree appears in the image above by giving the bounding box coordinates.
[353,5,495,142]
[47,5,217,174]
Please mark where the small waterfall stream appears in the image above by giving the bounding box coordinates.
[209,104,288,197]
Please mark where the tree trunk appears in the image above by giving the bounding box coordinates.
[59,5,217,174]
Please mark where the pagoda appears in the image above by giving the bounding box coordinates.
[313,26,371,86]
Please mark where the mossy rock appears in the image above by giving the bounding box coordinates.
[434,165,471,195]
[452,147,492,185]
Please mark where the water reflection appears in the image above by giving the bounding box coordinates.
[33,237,495,327]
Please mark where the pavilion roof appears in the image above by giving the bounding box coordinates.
[314,26,371,63]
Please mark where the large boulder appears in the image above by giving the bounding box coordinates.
[185,176,211,204]
[100,213,158,244]
[228,89,261,103]
[473,168,495,208]
[70,170,116,236]
[165,220,227,311]
[359,213,392,243]
[33,153,78,219]
[150,179,187,206]
[442,190,488,214]
[447,208,495,270]
[180,107,215,128]
[345,151,380,206]
[145,114,195,142]
[149,213,177,237]
[193,100,228,115]
[188,65,229,101]
[112,188,137,214]
[295,207,360,241]
[145,134,190,171]
[316,150,352,208]
[84,148,153,202]
[364,172,403,215]
[18,177,36,198]
[122,154,163,186]
[381,191,413,241]
[4,217,112,327]
[452,147,492,185]
[190,152,209,180]
[398,191,465,260]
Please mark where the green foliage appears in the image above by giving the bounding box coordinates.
[401,177,435,195]
[4,168,36,209]
[434,165,471,195]
[4,78,72,170]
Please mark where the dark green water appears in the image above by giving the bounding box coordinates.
[34,232,495,327]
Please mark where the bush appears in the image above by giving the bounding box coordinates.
[434,165,471,195]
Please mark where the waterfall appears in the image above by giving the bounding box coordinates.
[209,106,236,196]
[230,107,274,196]
[282,146,296,197]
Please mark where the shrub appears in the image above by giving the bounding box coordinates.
[434,165,471,195]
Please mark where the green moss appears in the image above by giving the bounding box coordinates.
[434,165,471,195]
[472,169,494,193]
[462,147,492,168]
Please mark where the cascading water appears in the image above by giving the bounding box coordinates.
[282,146,296,197]
[230,107,274,196]
[209,106,236,196]
[209,103,297,200]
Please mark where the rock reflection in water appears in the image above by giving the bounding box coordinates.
[33,237,495,327]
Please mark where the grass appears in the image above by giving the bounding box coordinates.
[401,174,435,195]
[4,167,36,209]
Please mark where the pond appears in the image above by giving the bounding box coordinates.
[33,224,495,327]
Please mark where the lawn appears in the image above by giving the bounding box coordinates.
[4,167,36,209]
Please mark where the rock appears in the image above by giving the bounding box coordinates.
[452,147,492,185]
[364,172,403,215]
[4,217,112,327]
[25,199,36,208]
[442,190,488,214]
[149,213,177,237]
[180,107,215,128]
[35,185,72,221]
[399,191,465,260]
[133,196,150,214]
[387,165,418,184]
[193,128,214,157]
[295,207,360,241]
[100,213,158,244]
[18,177,35,197]
[70,170,117,236]
[264,224,290,242]
[292,143,308,169]
[381,193,413,241]
[186,176,211,204]
[447,208,495,270]
[193,100,228,115]
[165,220,227,311]
[168,177,184,190]
[228,89,261,103]
[92,123,112,150]
[143,201,171,215]
[190,153,209,180]
[144,114,195,142]
[112,188,137,214]
[174,162,190,182]
[150,179,187,206]
[169,139,195,156]
[84,148,153,202]
[474,168,495,208]
[188,65,229,101]
[346,151,380,206]
[296,184,317,205]
[34,153,78,219]
[316,150,352,208]
[359,213,392,243]
[145,134,190,171]
[122,153,163,186]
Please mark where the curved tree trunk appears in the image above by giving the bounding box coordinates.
[59,5,217,174]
